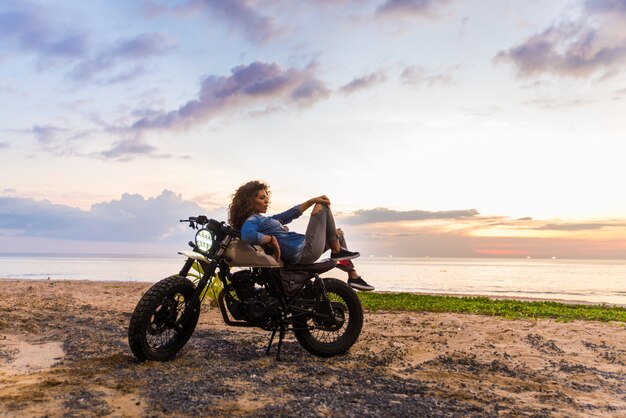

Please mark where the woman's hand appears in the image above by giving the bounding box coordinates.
[310,195,331,206]
[270,236,281,262]
[300,195,331,214]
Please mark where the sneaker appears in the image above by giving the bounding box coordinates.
[335,259,355,272]
[348,277,375,291]
[331,248,360,261]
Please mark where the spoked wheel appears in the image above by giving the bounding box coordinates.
[294,278,363,357]
[128,275,200,361]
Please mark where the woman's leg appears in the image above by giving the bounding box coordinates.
[335,229,356,272]
[336,228,375,291]
[298,204,340,264]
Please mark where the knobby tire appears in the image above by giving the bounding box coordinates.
[294,278,363,357]
[128,275,200,361]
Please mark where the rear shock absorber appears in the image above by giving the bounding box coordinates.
[314,274,334,314]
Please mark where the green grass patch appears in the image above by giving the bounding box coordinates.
[358,292,626,322]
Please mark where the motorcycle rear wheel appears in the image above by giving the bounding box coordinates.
[294,278,363,357]
[128,275,200,361]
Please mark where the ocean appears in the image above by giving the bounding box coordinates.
[1,254,625,306]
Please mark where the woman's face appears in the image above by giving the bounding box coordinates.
[252,189,270,213]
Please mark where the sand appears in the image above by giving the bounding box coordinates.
[1,279,625,417]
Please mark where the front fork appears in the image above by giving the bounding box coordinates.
[175,236,232,331]
[179,257,195,277]
[175,260,217,331]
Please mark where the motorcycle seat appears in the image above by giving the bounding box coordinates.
[282,258,336,275]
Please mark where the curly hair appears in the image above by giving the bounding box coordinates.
[228,180,270,230]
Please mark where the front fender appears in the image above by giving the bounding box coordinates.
[178,250,210,264]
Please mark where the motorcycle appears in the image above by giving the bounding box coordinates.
[128,216,364,361]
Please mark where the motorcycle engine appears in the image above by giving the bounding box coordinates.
[227,269,279,326]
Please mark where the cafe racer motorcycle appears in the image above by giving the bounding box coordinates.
[128,216,363,361]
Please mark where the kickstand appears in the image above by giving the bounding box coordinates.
[265,325,287,360]
[275,326,286,361]
[265,328,277,356]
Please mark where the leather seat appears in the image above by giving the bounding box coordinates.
[282,258,336,274]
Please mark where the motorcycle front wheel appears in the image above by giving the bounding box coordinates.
[128,275,200,361]
[294,278,364,357]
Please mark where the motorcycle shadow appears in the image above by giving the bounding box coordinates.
[188,328,308,363]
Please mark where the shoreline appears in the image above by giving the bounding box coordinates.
[2,279,626,416]
[2,277,623,308]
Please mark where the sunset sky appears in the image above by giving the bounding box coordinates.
[1,0,625,258]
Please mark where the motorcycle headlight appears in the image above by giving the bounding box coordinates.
[195,229,214,254]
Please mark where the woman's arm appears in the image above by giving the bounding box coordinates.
[300,195,331,213]
[242,220,281,261]
[270,205,302,225]
[241,218,264,245]
[262,235,281,262]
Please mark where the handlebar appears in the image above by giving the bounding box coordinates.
[179,216,240,238]
[180,216,208,225]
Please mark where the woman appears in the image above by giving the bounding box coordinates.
[228,180,375,291]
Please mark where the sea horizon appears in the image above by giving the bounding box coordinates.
[2,252,626,261]
[2,254,626,306]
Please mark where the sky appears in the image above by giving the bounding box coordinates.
[1,0,625,258]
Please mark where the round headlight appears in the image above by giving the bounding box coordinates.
[195,229,214,253]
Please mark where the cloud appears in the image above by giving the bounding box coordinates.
[376,0,450,19]
[0,2,87,60]
[0,142,8,150]
[0,191,226,243]
[495,0,626,79]
[143,0,278,44]
[340,71,387,94]
[32,124,67,145]
[70,33,176,82]
[401,65,455,86]
[343,212,626,258]
[342,207,479,225]
[27,124,96,156]
[585,0,626,14]
[523,97,595,109]
[100,66,146,85]
[95,137,189,161]
[470,235,626,259]
[0,2,174,83]
[97,138,160,161]
[613,87,626,99]
[130,61,331,131]
[0,195,84,233]
[3,192,626,258]
[534,222,626,231]
[488,216,626,232]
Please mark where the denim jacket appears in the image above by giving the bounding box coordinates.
[240,205,305,264]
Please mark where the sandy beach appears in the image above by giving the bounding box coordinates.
[1,279,625,417]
